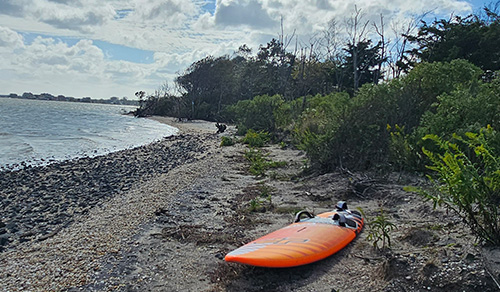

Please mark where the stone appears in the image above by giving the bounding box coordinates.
[0,233,11,246]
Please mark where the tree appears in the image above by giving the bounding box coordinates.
[372,14,387,84]
[175,55,237,120]
[406,7,500,71]
[343,40,385,94]
[318,18,347,92]
[257,38,297,99]
[345,5,370,92]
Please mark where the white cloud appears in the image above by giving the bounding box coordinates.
[0,26,25,49]
[214,0,278,29]
[0,0,29,17]
[0,0,116,33]
[0,33,159,97]
[192,12,216,30]
[128,0,199,26]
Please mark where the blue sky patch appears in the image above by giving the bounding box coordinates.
[115,9,134,19]
[202,0,216,15]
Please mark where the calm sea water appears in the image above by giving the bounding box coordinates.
[0,98,178,170]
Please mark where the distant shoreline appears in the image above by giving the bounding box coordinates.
[0,94,139,106]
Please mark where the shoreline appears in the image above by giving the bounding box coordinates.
[0,117,220,251]
[0,116,218,173]
[147,116,220,135]
[0,117,232,291]
[0,117,184,173]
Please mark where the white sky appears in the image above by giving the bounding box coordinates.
[0,0,489,99]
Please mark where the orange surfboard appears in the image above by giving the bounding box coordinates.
[225,201,363,268]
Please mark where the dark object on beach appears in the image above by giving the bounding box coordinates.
[216,123,227,134]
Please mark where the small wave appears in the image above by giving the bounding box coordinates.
[17,142,34,154]
[0,100,177,171]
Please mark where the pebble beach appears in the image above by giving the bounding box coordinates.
[0,118,222,291]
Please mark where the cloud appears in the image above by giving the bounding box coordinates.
[0,32,203,97]
[0,26,25,49]
[0,0,27,17]
[196,0,472,50]
[13,37,104,77]
[128,0,199,27]
[35,4,117,33]
[0,0,116,33]
[214,0,278,29]
[192,12,216,30]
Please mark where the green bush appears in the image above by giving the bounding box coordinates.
[227,94,284,134]
[289,93,351,171]
[242,129,270,147]
[220,136,235,147]
[274,97,304,131]
[296,60,486,172]
[407,127,500,245]
[387,124,424,171]
[417,79,500,140]
[293,93,350,138]
[244,148,287,176]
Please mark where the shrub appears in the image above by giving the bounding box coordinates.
[417,80,500,140]
[244,148,287,177]
[407,127,500,245]
[274,97,304,131]
[290,93,351,171]
[227,94,284,134]
[242,129,270,147]
[387,124,424,171]
[220,136,235,147]
[298,60,485,172]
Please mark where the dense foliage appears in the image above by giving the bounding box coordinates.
[134,5,500,245]
[406,8,500,72]
[137,5,500,174]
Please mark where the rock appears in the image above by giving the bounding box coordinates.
[465,253,476,261]
[0,233,11,247]
[5,222,19,233]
